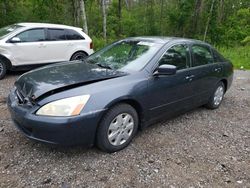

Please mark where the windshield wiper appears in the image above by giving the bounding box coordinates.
[96,63,113,70]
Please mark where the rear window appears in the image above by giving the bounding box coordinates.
[48,29,66,41]
[66,29,84,40]
[191,45,213,67]
[212,49,226,62]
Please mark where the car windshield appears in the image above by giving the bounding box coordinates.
[0,24,23,39]
[86,40,163,72]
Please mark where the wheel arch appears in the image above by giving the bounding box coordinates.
[100,97,145,131]
[70,50,89,61]
[220,79,228,91]
[0,54,12,70]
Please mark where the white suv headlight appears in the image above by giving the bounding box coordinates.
[36,95,90,117]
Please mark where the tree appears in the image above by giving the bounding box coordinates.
[101,0,107,42]
[203,0,215,41]
[80,0,88,34]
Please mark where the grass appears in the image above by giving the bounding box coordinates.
[219,45,250,69]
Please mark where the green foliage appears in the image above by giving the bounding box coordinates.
[0,0,249,68]
[220,46,250,69]
[241,36,250,45]
[221,8,250,47]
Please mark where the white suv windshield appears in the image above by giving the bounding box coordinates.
[86,40,163,72]
[0,24,23,39]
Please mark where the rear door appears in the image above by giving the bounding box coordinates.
[44,28,71,62]
[186,44,222,105]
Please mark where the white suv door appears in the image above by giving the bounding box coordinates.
[9,28,51,65]
[44,28,73,62]
[44,28,91,62]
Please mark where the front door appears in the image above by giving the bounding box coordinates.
[9,28,49,65]
[147,44,196,122]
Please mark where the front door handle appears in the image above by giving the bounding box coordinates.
[185,75,195,81]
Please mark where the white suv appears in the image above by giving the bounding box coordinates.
[0,23,94,79]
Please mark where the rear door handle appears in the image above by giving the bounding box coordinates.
[214,67,222,72]
[185,75,195,81]
[39,43,46,48]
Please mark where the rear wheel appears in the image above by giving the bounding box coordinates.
[205,82,225,109]
[0,60,7,80]
[96,104,138,153]
[70,51,87,61]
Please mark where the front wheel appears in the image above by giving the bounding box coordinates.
[96,104,139,153]
[0,60,7,80]
[205,82,225,109]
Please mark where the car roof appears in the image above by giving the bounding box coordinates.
[126,36,211,46]
[17,22,82,30]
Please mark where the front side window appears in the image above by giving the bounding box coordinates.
[158,44,189,70]
[16,29,45,42]
[191,45,213,67]
[86,40,163,71]
[48,29,66,41]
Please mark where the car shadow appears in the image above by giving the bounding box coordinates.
[3,71,27,80]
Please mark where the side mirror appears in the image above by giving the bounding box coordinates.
[153,64,177,76]
[10,37,21,43]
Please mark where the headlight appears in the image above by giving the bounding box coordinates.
[36,95,90,117]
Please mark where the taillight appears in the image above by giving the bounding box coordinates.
[90,42,93,49]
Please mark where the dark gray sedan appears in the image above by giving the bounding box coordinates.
[7,37,233,152]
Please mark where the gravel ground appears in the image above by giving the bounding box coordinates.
[0,70,250,188]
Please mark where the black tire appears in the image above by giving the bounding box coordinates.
[70,51,87,61]
[0,60,7,80]
[205,81,225,109]
[96,103,139,153]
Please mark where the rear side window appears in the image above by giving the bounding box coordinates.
[66,29,84,40]
[191,45,213,67]
[48,29,66,41]
[16,29,45,42]
[158,44,189,70]
[213,49,226,63]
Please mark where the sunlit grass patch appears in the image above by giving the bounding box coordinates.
[219,46,250,69]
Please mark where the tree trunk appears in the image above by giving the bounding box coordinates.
[72,0,77,26]
[203,0,215,41]
[79,0,88,34]
[101,0,107,42]
[1,0,8,16]
[159,0,164,35]
[192,0,203,34]
[217,0,224,23]
[118,0,122,35]
[73,0,80,26]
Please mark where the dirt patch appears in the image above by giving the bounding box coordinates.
[0,70,250,187]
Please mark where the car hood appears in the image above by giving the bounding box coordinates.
[15,61,127,100]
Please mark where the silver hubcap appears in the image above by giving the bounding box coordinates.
[214,86,224,106]
[108,113,134,146]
